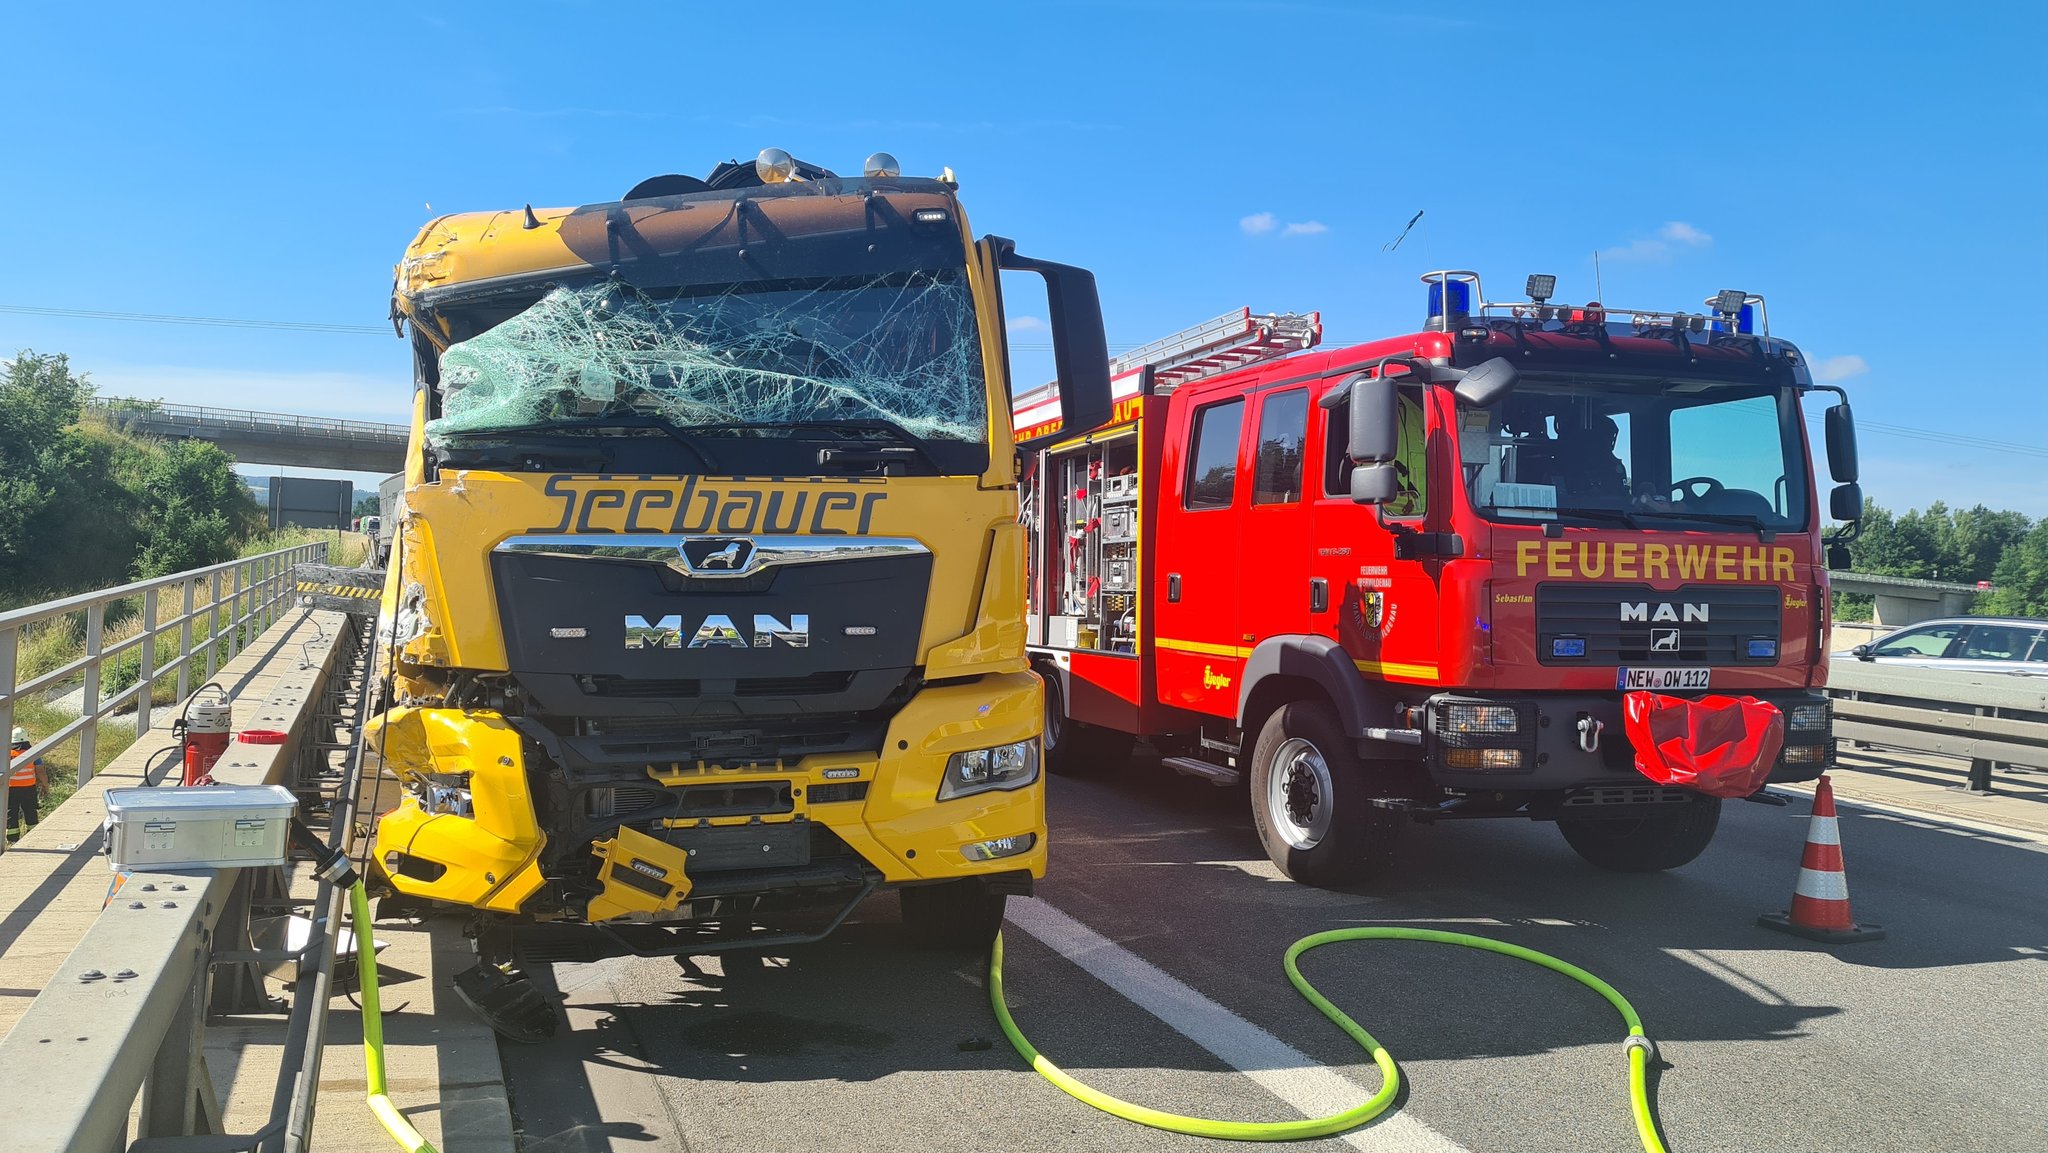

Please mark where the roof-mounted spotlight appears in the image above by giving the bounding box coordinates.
[863,152,901,178]
[1711,288,1748,316]
[756,148,797,184]
[1525,273,1557,304]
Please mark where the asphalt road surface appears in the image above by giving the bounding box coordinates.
[498,756,2048,1152]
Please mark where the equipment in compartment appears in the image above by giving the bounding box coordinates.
[1047,437,1139,653]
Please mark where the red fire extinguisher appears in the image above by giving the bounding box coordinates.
[179,686,232,787]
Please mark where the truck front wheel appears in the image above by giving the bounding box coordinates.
[1558,795,1722,872]
[1249,700,1395,888]
[899,881,1007,951]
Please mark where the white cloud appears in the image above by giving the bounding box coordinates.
[1813,354,1868,383]
[1281,221,1329,237]
[1006,316,1047,333]
[1240,212,1277,235]
[1602,220,1714,262]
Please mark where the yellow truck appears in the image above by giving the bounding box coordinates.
[367,150,1110,1037]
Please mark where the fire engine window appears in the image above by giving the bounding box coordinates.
[1253,389,1308,505]
[1320,385,1426,515]
[1185,397,1245,509]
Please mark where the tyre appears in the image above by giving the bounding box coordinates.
[1042,673,1135,778]
[1248,700,1396,888]
[899,880,1007,950]
[1558,795,1722,872]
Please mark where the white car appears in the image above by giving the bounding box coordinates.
[1839,616,2048,675]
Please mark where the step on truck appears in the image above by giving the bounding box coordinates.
[1016,273,1861,885]
[367,150,1111,1036]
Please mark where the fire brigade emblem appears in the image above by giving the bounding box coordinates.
[1362,590,1386,629]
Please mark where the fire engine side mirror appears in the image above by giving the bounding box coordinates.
[1824,401,1859,483]
[1829,481,1863,523]
[1452,357,1519,408]
[1344,373,1398,464]
[994,239,1113,444]
[1350,462,1398,505]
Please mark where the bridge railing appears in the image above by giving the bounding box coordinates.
[93,400,408,442]
[1,543,329,814]
[1826,662,2048,790]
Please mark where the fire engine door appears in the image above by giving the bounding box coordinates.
[1154,391,1249,717]
[1314,381,1444,683]
[1239,386,1314,643]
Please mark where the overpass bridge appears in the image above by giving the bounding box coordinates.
[2,558,2046,1152]
[95,400,408,473]
[1827,569,1984,626]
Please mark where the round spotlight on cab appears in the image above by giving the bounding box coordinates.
[863,151,901,178]
[756,148,797,184]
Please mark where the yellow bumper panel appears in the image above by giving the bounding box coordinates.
[369,707,546,913]
[588,826,694,922]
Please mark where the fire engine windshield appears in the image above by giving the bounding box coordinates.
[1462,378,1810,530]
[424,271,989,456]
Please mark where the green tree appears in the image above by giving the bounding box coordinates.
[131,440,261,577]
[1980,522,2048,617]
[0,352,101,589]
[353,494,380,520]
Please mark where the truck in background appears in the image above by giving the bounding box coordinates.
[367,149,1111,1037]
[1017,273,1861,885]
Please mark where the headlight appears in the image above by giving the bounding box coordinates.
[420,776,473,817]
[1444,703,1520,735]
[1789,703,1831,732]
[938,739,1040,800]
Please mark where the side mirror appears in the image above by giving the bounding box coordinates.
[1344,373,1398,463]
[1827,542,1852,570]
[1851,644,1873,660]
[1350,462,1398,505]
[1453,357,1519,408]
[1825,402,1858,483]
[995,240,1112,441]
[1829,481,1863,522]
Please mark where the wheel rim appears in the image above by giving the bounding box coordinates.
[1267,737,1333,850]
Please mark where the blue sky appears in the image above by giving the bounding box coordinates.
[4,1,2043,514]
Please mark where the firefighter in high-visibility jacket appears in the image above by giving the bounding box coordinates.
[9,726,44,838]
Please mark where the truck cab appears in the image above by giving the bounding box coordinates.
[367,151,1109,1035]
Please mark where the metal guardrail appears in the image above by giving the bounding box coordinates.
[1827,662,2048,791]
[1,544,329,853]
[0,607,369,1153]
[93,400,407,442]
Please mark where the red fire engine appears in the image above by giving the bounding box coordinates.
[1015,272,1862,885]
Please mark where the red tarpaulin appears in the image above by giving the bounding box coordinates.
[1623,692,1785,798]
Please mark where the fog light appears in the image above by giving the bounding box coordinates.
[1444,704,1519,734]
[964,832,1037,861]
[1444,747,1524,770]
[1784,744,1828,765]
[1789,703,1831,732]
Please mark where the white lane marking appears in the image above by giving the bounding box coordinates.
[1774,785,2048,854]
[1004,898,1470,1153]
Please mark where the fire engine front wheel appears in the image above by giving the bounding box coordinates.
[900,881,1007,951]
[1557,794,1722,872]
[1249,701,1395,888]
[1042,674,1134,778]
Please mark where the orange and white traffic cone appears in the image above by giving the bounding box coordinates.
[1758,774,1885,943]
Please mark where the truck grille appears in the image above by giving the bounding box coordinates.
[1536,583,1780,666]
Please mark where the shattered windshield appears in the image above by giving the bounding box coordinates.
[1462,378,1810,530]
[425,272,989,448]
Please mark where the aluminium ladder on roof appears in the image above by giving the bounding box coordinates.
[1113,307,1323,392]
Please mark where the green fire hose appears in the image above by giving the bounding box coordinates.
[346,879,1666,1152]
[349,880,440,1153]
[989,926,1670,1150]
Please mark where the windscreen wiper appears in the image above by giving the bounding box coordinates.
[1548,508,1641,529]
[681,419,941,475]
[447,415,721,472]
[1631,509,1777,540]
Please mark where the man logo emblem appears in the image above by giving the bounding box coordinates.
[670,537,757,577]
[1650,628,1681,653]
